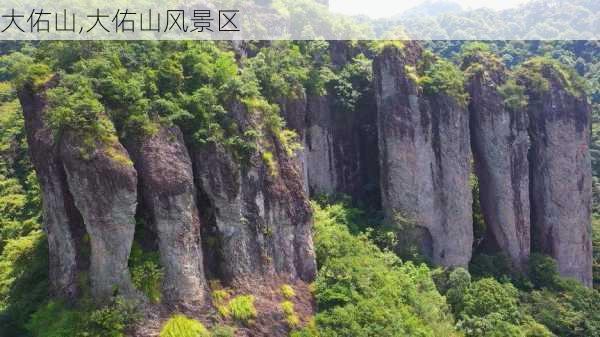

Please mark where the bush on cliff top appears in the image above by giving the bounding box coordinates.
[418,58,468,106]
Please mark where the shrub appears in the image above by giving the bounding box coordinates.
[159,314,210,337]
[212,288,232,318]
[529,253,560,289]
[129,244,163,304]
[461,278,521,323]
[521,319,555,337]
[445,268,471,315]
[306,202,461,337]
[85,297,140,337]
[497,79,528,111]
[228,295,257,324]
[211,325,236,337]
[458,313,523,337]
[46,74,106,138]
[25,301,82,337]
[280,284,296,299]
[418,59,468,106]
[130,260,162,304]
[516,56,587,98]
[0,230,48,337]
[281,300,300,328]
[261,150,278,176]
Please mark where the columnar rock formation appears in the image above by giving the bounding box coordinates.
[125,125,207,306]
[373,44,473,267]
[19,78,317,308]
[18,78,84,298]
[192,104,316,285]
[59,129,139,301]
[278,94,310,193]
[520,62,593,286]
[303,42,381,207]
[18,43,595,318]
[464,55,531,270]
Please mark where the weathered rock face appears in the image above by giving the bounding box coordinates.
[465,58,531,269]
[374,44,473,267]
[305,89,380,206]
[59,131,138,301]
[283,42,380,206]
[305,94,337,196]
[278,93,309,193]
[192,107,316,285]
[125,125,207,307]
[522,65,593,286]
[18,80,84,298]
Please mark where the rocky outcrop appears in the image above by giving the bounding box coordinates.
[126,124,207,307]
[18,79,84,299]
[192,104,316,285]
[465,56,531,269]
[278,93,309,193]
[59,129,138,301]
[521,63,593,286]
[374,44,473,267]
[305,94,337,196]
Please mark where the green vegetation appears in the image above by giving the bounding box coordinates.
[25,297,140,337]
[516,56,587,98]
[328,54,373,112]
[418,58,468,106]
[0,33,599,337]
[159,314,210,337]
[497,79,528,111]
[280,284,296,299]
[296,201,460,337]
[227,295,257,325]
[281,300,301,328]
[128,243,163,304]
[210,325,236,337]
[300,200,600,337]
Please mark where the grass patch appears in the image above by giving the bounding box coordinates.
[159,314,210,337]
[280,284,296,299]
[228,295,257,325]
[281,300,301,328]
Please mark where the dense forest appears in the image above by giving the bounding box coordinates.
[0,38,598,337]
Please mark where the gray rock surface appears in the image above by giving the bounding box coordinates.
[18,79,84,298]
[126,124,207,307]
[466,57,531,269]
[374,44,473,267]
[192,106,316,286]
[60,128,138,301]
[306,94,338,196]
[522,64,593,286]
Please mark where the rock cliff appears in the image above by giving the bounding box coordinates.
[125,124,208,307]
[192,103,316,285]
[59,128,138,301]
[17,43,596,337]
[464,54,531,270]
[373,44,473,267]
[519,60,593,286]
[18,78,84,299]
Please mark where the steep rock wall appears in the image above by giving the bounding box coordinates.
[59,130,138,301]
[465,57,531,269]
[374,44,473,267]
[521,64,593,286]
[192,105,316,286]
[18,79,84,298]
[125,124,207,307]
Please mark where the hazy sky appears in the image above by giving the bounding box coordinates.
[329,0,529,19]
